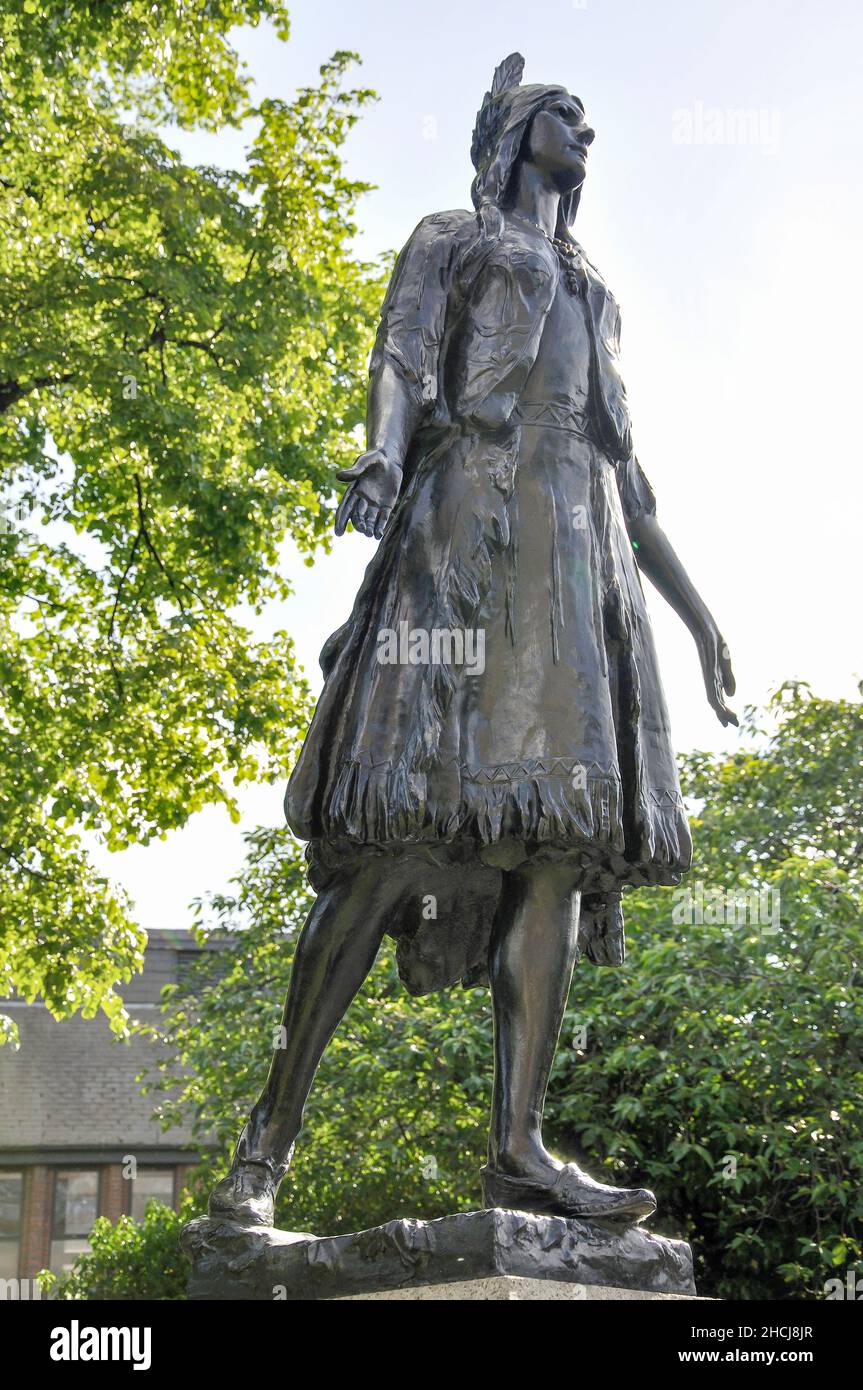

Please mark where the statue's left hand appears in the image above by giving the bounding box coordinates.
[334,449,402,539]
[695,618,738,727]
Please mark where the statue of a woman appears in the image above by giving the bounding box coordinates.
[209,54,736,1227]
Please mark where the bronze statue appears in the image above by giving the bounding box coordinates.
[209,54,736,1228]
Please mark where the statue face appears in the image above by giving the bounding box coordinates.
[523,95,595,192]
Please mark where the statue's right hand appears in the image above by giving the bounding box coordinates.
[334,449,403,539]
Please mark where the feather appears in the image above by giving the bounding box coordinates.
[491,51,525,97]
[470,51,525,170]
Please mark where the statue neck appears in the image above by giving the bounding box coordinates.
[509,164,562,240]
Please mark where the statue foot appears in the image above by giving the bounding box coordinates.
[480,1163,656,1223]
[208,1157,282,1227]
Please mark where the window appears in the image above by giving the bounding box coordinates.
[50,1169,99,1273]
[129,1167,176,1222]
[0,1171,23,1280]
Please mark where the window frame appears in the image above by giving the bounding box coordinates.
[0,1169,24,1281]
[125,1164,178,1221]
[49,1166,102,1273]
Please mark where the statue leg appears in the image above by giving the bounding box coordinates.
[208,856,407,1224]
[487,860,580,1182]
[485,860,656,1219]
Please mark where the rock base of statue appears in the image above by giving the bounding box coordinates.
[181,1207,698,1301]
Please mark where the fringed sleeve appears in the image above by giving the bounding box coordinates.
[367,211,475,455]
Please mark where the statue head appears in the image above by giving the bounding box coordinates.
[470,53,594,241]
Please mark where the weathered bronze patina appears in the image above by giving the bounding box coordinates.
[209,54,736,1230]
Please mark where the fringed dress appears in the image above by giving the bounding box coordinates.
[286,215,691,995]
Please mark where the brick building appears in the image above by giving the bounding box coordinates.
[0,929,216,1283]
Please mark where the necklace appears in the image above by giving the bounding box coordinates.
[538,228,577,258]
[543,231,586,296]
[510,212,586,295]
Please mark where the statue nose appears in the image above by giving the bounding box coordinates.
[579,125,596,147]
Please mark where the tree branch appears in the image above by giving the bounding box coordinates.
[0,373,73,415]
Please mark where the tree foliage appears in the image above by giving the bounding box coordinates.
[37,1199,190,1302]
[0,3,382,1037]
[147,685,862,1301]
[549,682,863,1300]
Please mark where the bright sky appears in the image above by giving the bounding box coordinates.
[91,0,863,930]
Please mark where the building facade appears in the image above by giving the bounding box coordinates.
[0,929,214,1285]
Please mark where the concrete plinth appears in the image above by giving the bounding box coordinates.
[339,1275,705,1300]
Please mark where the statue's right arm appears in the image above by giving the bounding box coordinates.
[334,359,420,538]
[335,214,465,539]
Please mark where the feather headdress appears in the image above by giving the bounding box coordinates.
[470,51,525,175]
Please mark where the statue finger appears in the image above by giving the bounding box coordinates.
[336,459,368,483]
[712,676,738,727]
[334,487,356,537]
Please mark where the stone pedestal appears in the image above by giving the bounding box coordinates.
[338,1276,704,1300]
[181,1207,698,1301]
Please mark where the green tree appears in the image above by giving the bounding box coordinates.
[37,1199,190,1301]
[0,3,382,1040]
[148,685,861,1301]
[550,681,863,1300]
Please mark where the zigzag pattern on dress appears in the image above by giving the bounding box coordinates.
[462,757,615,785]
[516,399,590,432]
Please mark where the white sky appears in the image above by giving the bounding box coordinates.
[90,0,863,930]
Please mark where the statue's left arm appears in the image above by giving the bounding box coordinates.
[618,456,737,727]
